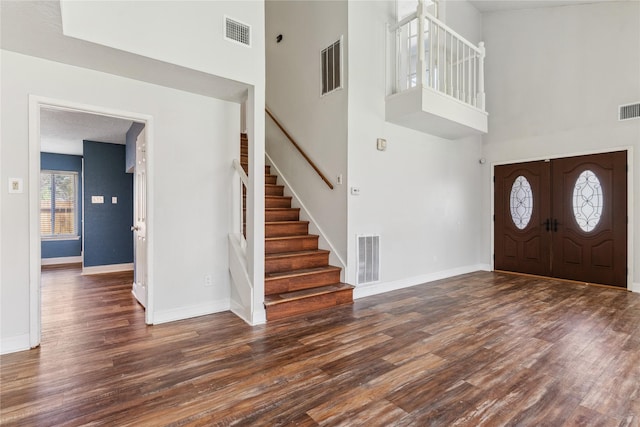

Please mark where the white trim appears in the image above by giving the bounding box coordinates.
[82,263,134,275]
[490,146,634,290]
[632,282,640,293]
[29,96,155,351]
[0,334,31,355]
[265,152,347,273]
[153,299,230,325]
[228,233,266,326]
[354,264,490,299]
[41,256,83,266]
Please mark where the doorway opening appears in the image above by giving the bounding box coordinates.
[494,151,628,288]
[29,96,154,348]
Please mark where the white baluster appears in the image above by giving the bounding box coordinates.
[417,0,426,88]
[467,45,471,104]
[456,39,460,100]
[449,32,453,96]
[478,41,486,111]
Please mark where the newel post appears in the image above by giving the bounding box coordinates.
[416,0,426,88]
[478,41,486,111]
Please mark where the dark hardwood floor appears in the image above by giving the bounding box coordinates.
[1,266,639,426]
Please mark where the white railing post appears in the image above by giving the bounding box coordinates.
[478,41,486,111]
[416,0,426,88]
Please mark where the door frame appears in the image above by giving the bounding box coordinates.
[490,146,634,290]
[28,95,155,348]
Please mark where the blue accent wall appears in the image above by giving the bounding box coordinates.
[83,141,134,267]
[125,122,145,173]
[41,152,83,259]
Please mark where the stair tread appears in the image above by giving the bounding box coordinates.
[265,265,341,280]
[265,221,309,225]
[265,249,329,260]
[266,208,299,211]
[265,195,291,199]
[265,234,318,241]
[264,283,354,306]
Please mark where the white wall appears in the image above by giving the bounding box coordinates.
[60,0,265,87]
[347,1,486,297]
[440,0,483,45]
[265,0,349,260]
[59,0,267,321]
[1,50,239,352]
[480,2,640,290]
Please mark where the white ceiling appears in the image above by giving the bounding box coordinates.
[40,108,133,156]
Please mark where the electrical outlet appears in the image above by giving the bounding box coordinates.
[204,274,213,287]
[337,174,343,185]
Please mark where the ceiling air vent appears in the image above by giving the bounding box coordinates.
[225,17,251,47]
[619,102,640,121]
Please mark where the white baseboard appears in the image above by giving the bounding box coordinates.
[82,263,133,275]
[230,301,266,326]
[1,334,31,355]
[41,255,82,266]
[153,299,230,325]
[631,282,640,293]
[354,264,489,299]
[477,263,492,272]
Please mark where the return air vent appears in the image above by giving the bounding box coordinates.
[225,16,251,47]
[619,102,640,121]
[356,235,380,285]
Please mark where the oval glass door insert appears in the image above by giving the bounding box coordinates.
[510,175,533,230]
[573,169,603,232]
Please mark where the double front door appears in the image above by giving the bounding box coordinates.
[494,151,627,288]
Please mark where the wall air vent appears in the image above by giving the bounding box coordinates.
[619,102,640,121]
[356,235,380,285]
[225,16,251,47]
[321,37,343,96]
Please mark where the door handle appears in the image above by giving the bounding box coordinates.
[131,225,139,232]
[553,219,560,232]
[542,218,550,232]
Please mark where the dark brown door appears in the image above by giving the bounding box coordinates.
[494,161,551,277]
[494,151,627,288]
[551,152,627,287]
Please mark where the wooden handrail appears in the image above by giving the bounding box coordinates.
[265,108,334,190]
[232,158,248,187]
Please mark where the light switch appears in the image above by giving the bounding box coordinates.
[376,138,387,151]
[91,196,104,204]
[112,196,118,204]
[351,187,361,196]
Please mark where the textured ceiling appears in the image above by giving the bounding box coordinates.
[40,108,134,156]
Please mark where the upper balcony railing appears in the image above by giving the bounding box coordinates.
[389,2,486,112]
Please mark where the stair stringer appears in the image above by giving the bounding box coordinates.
[228,233,266,325]
[265,153,346,280]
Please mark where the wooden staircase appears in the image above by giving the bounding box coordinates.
[240,134,353,321]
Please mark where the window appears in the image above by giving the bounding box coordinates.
[509,175,533,230]
[40,170,78,239]
[321,38,342,96]
[572,169,603,232]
